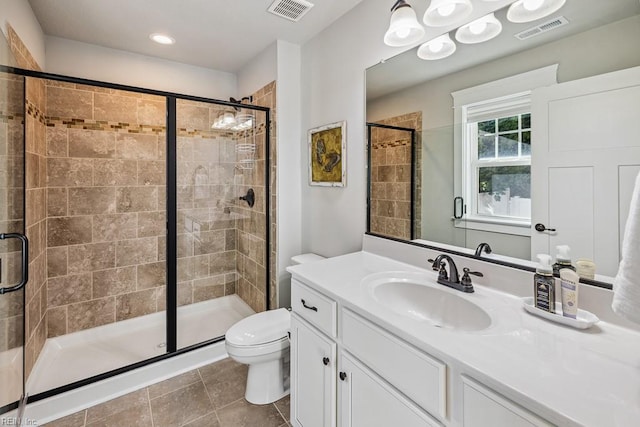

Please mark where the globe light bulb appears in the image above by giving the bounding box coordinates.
[438,4,456,17]
[523,0,544,11]
[430,41,444,52]
[396,27,411,39]
[469,21,487,35]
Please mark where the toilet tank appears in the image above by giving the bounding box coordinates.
[290,253,325,265]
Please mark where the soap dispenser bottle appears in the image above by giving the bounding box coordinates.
[552,245,576,275]
[534,254,556,313]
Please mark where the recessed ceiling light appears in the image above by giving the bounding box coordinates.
[150,33,175,45]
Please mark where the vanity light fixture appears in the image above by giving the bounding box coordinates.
[423,0,473,27]
[417,33,457,60]
[506,0,566,23]
[384,0,426,47]
[455,12,502,44]
[149,33,175,45]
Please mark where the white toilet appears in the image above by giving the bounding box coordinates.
[225,253,325,404]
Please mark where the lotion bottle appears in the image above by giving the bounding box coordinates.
[534,254,556,313]
[560,268,580,318]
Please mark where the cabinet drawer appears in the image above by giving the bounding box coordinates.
[291,279,337,338]
[341,309,446,420]
[462,376,553,427]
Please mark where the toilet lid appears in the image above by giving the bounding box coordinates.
[226,308,290,346]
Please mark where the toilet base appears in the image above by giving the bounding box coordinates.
[245,354,290,405]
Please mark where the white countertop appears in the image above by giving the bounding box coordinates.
[287,251,640,427]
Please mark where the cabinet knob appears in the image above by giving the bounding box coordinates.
[323,357,330,366]
[339,372,347,381]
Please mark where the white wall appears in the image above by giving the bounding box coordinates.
[0,0,46,68]
[237,42,277,99]
[300,0,399,257]
[44,36,236,99]
[275,40,302,307]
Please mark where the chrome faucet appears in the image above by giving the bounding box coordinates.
[428,254,482,293]
[474,242,492,257]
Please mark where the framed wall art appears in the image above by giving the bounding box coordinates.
[308,121,346,187]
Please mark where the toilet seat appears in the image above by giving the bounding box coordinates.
[225,308,290,347]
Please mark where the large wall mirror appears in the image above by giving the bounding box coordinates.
[366,0,640,287]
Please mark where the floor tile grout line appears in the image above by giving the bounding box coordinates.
[147,373,202,401]
[146,387,156,427]
[273,402,287,423]
[214,395,244,411]
[197,367,219,416]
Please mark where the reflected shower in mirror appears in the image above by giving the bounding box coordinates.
[366,0,640,284]
[367,122,418,241]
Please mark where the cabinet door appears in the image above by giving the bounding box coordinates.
[339,352,441,427]
[462,376,553,427]
[291,315,337,427]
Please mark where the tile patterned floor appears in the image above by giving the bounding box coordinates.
[43,358,291,427]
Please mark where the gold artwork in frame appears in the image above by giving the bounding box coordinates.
[308,121,346,187]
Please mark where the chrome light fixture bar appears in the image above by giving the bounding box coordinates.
[384,0,426,47]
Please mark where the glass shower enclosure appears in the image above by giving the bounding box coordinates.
[0,65,270,413]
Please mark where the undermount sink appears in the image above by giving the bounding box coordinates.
[362,271,492,332]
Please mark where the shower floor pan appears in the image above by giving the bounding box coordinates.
[24,294,254,397]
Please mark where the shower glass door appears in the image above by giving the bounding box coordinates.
[0,70,26,413]
[21,77,168,396]
[174,98,268,350]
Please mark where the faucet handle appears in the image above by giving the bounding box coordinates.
[462,267,483,277]
[460,268,481,293]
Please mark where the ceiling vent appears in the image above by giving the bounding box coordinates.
[268,0,314,22]
[514,16,569,41]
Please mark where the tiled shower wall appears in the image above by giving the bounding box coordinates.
[370,112,422,240]
[236,94,268,313]
[253,82,278,311]
[6,23,48,378]
[24,79,47,377]
[44,82,168,337]
[176,82,276,314]
[0,72,25,355]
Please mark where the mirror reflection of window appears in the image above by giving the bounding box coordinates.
[465,102,532,223]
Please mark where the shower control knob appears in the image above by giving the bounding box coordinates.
[323,357,330,366]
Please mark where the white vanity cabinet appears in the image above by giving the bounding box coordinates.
[339,351,441,427]
[290,314,337,427]
[290,279,445,427]
[461,377,553,427]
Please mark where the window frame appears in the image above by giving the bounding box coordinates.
[464,106,532,228]
[451,65,558,237]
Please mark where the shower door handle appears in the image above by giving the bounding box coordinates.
[0,233,29,295]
